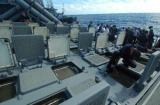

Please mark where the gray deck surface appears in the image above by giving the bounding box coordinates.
[1,51,160,105]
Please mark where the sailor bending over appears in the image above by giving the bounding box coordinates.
[107,44,141,73]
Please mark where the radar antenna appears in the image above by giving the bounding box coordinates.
[46,0,54,9]
[62,3,65,15]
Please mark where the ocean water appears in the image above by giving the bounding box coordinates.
[74,13,160,34]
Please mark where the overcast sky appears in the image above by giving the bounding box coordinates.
[45,0,160,15]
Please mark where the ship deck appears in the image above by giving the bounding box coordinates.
[1,51,160,105]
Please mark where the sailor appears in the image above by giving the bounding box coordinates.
[98,23,104,32]
[108,25,118,43]
[155,38,160,48]
[88,21,94,29]
[132,27,139,44]
[105,25,110,34]
[123,27,134,45]
[102,26,106,32]
[155,39,160,48]
[107,44,141,73]
[136,29,148,51]
[147,26,154,49]
[96,24,100,30]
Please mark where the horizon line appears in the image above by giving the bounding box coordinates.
[66,12,160,16]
